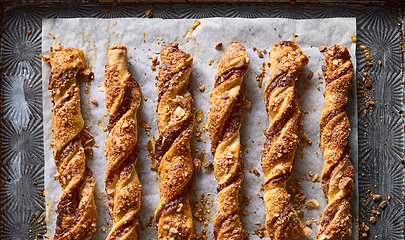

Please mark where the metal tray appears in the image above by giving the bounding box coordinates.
[0,2,403,239]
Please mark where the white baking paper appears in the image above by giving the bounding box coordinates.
[42,18,357,240]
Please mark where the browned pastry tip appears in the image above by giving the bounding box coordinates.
[104,44,142,240]
[262,41,308,240]
[154,43,194,240]
[45,45,97,240]
[207,43,250,240]
[316,44,354,240]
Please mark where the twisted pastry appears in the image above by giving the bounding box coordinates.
[45,45,97,240]
[154,43,194,240]
[104,45,142,240]
[262,41,308,240]
[316,44,354,240]
[207,43,250,240]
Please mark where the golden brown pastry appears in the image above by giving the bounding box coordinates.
[44,45,97,240]
[262,41,308,240]
[316,44,354,240]
[104,45,142,240]
[154,43,194,240]
[207,43,249,240]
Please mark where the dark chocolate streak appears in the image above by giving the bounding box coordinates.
[263,81,298,150]
[319,107,346,139]
[317,199,344,236]
[211,82,245,153]
[55,188,78,237]
[108,77,139,132]
[325,65,353,84]
[221,82,245,143]
[155,195,187,226]
[214,211,241,237]
[217,153,244,192]
[264,72,297,108]
[57,134,81,168]
[154,115,193,168]
[158,66,191,102]
[214,66,247,88]
[49,69,77,94]
[322,145,350,199]
[108,216,138,239]
[326,46,351,61]
[262,171,292,191]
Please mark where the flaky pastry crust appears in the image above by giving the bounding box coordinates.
[207,43,250,240]
[154,43,194,240]
[104,45,142,240]
[262,41,308,240]
[45,45,97,240]
[315,44,354,240]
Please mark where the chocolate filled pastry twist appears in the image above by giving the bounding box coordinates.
[262,41,308,240]
[154,43,194,240]
[207,43,250,240]
[44,45,97,240]
[104,45,142,240]
[315,44,354,240]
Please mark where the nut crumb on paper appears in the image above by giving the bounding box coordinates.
[214,42,222,49]
[193,151,206,173]
[318,45,327,52]
[248,167,260,177]
[305,199,319,209]
[253,224,266,238]
[139,120,152,136]
[146,139,156,171]
[90,99,98,105]
[243,99,251,109]
[307,70,314,79]
[256,62,266,88]
[193,194,212,226]
[303,227,313,237]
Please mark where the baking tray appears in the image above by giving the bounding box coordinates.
[0,2,403,239]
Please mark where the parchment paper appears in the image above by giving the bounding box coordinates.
[42,18,357,239]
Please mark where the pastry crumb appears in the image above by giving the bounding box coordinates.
[199,85,205,92]
[257,50,264,58]
[307,70,314,79]
[318,45,327,52]
[303,227,312,237]
[243,99,251,109]
[256,62,266,88]
[372,194,381,201]
[90,99,98,105]
[379,200,387,209]
[370,216,376,224]
[214,42,222,49]
[145,9,153,18]
[208,59,214,66]
[139,120,152,136]
[305,199,319,209]
[312,173,319,182]
[98,86,105,92]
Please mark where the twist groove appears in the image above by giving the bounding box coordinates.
[154,44,194,240]
[207,43,249,240]
[45,45,97,240]
[315,44,354,240]
[104,45,142,240]
[262,41,308,240]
